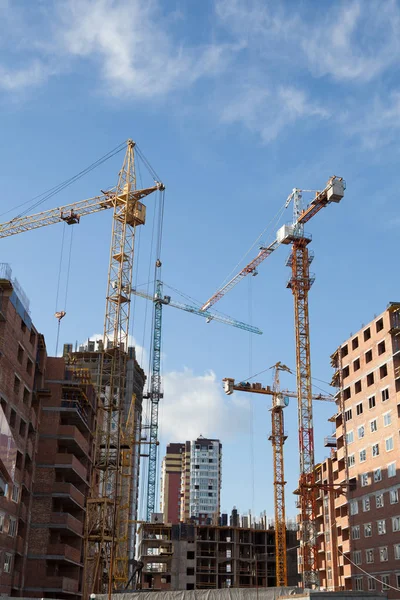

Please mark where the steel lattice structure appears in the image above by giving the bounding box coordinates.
[145,280,164,521]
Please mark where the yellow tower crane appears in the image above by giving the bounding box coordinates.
[203,176,345,587]
[223,366,334,587]
[0,140,164,595]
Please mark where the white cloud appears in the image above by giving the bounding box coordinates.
[0,61,49,91]
[56,0,233,98]
[159,368,248,442]
[221,84,328,143]
[302,0,400,82]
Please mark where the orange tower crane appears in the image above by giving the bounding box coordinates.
[203,176,345,588]
[223,366,334,587]
[0,140,164,594]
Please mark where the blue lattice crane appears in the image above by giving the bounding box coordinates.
[132,280,262,521]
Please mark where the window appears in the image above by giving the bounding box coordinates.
[348,454,355,468]
[364,327,371,341]
[29,329,36,345]
[382,388,389,402]
[27,358,33,376]
[383,412,391,427]
[365,349,373,362]
[361,473,368,486]
[342,344,348,357]
[354,577,363,591]
[368,395,375,409]
[377,520,386,535]
[356,402,363,415]
[353,550,362,565]
[11,484,19,503]
[367,372,374,386]
[344,388,351,401]
[370,419,377,432]
[19,419,26,437]
[350,500,358,515]
[372,443,380,457]
[187,568,194,576]
[187,551,195,559]
[343,365,350,378]
[355,381,362,394]
[390,489,399,504]
[0,513,4,532]
[395,543,400,559]
[376,493,384,508]
[327,568,332,581]
[17,344,23,364]
[374,468,382,482]
[14,375,20,396]
[8,517,17,537]
[358,425,365,439]
[376,317,384,332]
[363,496,370,511]
[346,430,354,444]
[359,449,366,463]
[364,523,372,537]
[353,357,360,371]
[386,437,394,452]
[366,549,374,563]
[352,525,360,539]
[23,387,30,405]
[392,516,400,532]
[345,408,352,421]
[4,553,12,573]
[380,364,388,379]
[381,574,390,591]
[380,547,388,561]
[378,340,386,355]
[352,337,359,350]
[368,577,376,591]
[10,409,16,428]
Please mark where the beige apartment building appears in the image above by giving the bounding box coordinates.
[315,302,400,597]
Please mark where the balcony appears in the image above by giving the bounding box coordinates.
[19,502,28,522]
[53,482,85,508]
[50,512,83,536]
[47,543,82,564]
[41,576,79,594]
[57,425,90,457]
[54,454,88,484]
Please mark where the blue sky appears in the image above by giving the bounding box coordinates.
[1,0,400,521]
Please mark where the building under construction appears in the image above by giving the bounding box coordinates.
[137,521,298,591]
[311,303,400,598]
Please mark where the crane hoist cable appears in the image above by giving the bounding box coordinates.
[1,142,126,221]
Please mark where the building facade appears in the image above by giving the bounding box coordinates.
[160,443,185,524]
[161,436,222,525]
[138,521,298,591]
[24,357,97,599]
[63,341,146,560]
[314,303,400,597]
[0,264,44,596]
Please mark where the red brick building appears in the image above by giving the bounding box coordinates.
[23,357,97,599]
[0,264,98,599]
[314,303,400,597]
[0,264,44,596]
[160,443,185,524]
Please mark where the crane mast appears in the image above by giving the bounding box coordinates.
[84,141,164,595]
[145,279,164,521]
